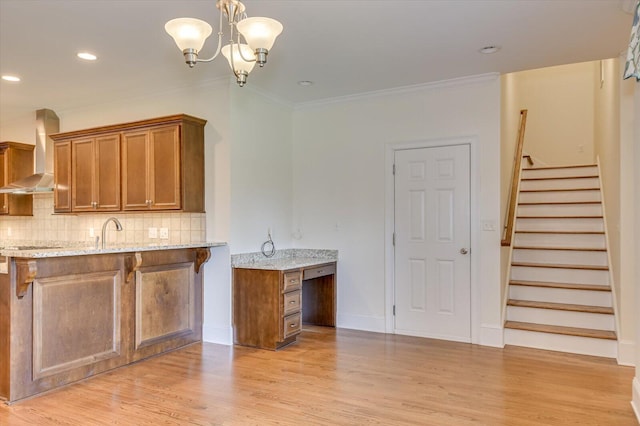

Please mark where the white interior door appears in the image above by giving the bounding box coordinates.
[394,144,471,342]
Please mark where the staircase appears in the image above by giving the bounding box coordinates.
[503,163,618,358]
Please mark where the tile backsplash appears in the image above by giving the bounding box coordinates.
[0,193,206,244]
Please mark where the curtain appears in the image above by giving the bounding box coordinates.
[624,1,640,80]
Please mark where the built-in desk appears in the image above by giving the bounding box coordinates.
[232,250,338,350]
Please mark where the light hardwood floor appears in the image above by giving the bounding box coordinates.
[0,326,636,425]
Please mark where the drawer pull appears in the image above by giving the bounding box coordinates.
[290,323,297,328]
[289,300,296,304]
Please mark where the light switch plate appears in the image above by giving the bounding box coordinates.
[159,228,169,239]
[148,227,158,239]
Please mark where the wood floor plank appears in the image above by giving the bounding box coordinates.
[0,327,635,425]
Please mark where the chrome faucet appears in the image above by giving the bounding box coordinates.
[101,217,123,249]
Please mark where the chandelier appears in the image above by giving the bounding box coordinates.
[165,0,283,87]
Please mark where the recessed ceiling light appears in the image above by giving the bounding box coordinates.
[478,46,500,54]
[297,80,313,87]
[77,52,97,61]
[1,75,21,82]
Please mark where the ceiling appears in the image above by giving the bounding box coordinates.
[0,0,634,125]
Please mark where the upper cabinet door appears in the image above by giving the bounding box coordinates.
[71,134,120,212]
[54,141,72,213]
[149,125,180,210]
[122,130,151,210]
[94,134,121,211]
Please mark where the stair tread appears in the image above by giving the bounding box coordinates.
[520,188,600,192]
[518,201,601,205]
[517,215,603,219]
[514,230,604,234]
[525,164,597,170]
[504,321,616,340]
[509,280,611,291]
[507,299,613,314]
[511,261,608,271]
[513,246,606,252]
[521,175,598,181]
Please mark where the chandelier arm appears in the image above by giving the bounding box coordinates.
[194,10,225,63]
[235,29,257,63]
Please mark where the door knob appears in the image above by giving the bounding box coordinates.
[460,248,469,255]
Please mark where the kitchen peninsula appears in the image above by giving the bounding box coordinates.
[0,241,224,403]
[232,249,338,350]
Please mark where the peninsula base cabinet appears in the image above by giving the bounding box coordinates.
[0,248,210,403]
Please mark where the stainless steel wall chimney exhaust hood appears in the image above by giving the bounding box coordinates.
[0,109,59,194]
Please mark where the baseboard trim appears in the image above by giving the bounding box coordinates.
[203,325,233,345]
[632,377,640,423]
[617,340,636,366]
[480,324,504,347]
[337,313,386,333]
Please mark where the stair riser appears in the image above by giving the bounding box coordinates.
[514,233,605,249]
[511,266,609,285]
[512,249,608,266]
[521,166,598,179]
[519,177,600,191]
[518,190,601,204]
[504,329,617,358]
[509,286,612,307]
[515,217,604,232]
[506,306,615,330]
[517,204,602,217]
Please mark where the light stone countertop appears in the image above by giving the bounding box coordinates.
[232,249,338,271]
[0,241,226,258]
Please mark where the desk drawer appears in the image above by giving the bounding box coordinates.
[283,290,301,315]
[283,312,302,338]
[303,263,336,280]
[283,271,301,292]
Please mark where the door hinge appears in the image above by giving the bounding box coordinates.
[393,305,396,315]
[392,164,396,175]
[392,232,396,246]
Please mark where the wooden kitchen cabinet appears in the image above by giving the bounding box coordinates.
[51,114,206,213]
[71,133,120,212]
[233,269,303,350]
[0,142,35,216]
[122,125,181,211]
[0,247,211,403]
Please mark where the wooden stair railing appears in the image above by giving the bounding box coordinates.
[502,109,528,247]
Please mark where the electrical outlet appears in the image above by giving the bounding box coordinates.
[89,228,95,238]
[159,228,169,239]
[7,227,11,237]
[148,227,158,239]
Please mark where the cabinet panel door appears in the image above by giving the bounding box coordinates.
[0,150,7,214]
[71,138,96,211]
[122,131,150,210]
[54,141,72,213]
[149,125,181,210]
[95,134,121,211]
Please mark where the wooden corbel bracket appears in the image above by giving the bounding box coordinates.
[15,258,38,299]
[194,248,211,274]
[124,252,143,283]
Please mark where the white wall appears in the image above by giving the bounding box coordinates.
[291,75,503,345]
[229,87,294,254]
[503,62,596,166]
